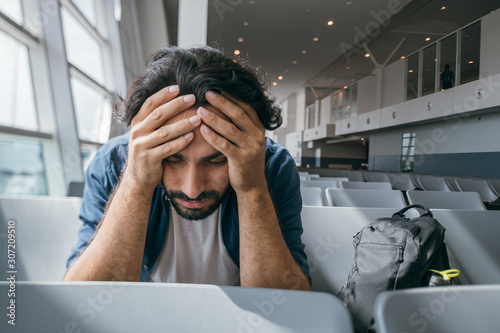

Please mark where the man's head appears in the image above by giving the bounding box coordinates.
[444,64,450,70]
[119,46,281,220]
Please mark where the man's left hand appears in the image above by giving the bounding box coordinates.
[197,90,266,194]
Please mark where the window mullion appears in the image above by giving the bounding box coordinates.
[0,10,38,47]
[59,0,106,46]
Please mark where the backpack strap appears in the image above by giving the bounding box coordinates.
[393,204,433,218]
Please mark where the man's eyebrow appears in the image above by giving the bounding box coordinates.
[168,153,185,160]
[200,152,225,162]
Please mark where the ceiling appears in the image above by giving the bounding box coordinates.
[164,0,499,103]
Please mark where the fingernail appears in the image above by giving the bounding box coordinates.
[169,85,179,94]
[184,132,194,140]
[201,125,211,133]
[189,115,200,125]
[183,94,195,103]
[198,107,210,117]
[206,90,216,99]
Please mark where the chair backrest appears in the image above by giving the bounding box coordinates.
[444,176,461,191]
[407,190,486,210]
[300,187,324,206]
[374,285,500,333]
[386,173,415,191]
[488,179,500,197]
[364,172,390,183]
[343,170,365,182]
[431,209,500,284]
[326,189,407,208]
[301,178,349,203]
[301,206,399,295]
[340,181,392,190]
[0,195,82,280]
[417,175,451,191]
[0,281,354,332]
[455,178,498,202]
[410,174,423,190]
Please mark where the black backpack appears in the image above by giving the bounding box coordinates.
[338,205,452,333]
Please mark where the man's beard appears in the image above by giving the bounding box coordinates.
[164,186,229,221]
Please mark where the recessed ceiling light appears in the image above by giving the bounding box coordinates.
[273,82,277,86]
[234,50,240,55]
[327,20,334,26]
[278,76,283,80]
[346,66,351,70]
[313,37,319,42]
[302,50,307,54]
[365,53,370,57]
[441,6,446,10]
[346,1,352,5]
[243,21,249,26]
[249,0,255,4]
[344,85,348,89]
[425,37,431,41]
[238,37,244,42]
[409,69,414,73]
[469,60,474,64]
[401,56,405,59]
[292,60,298,64]
[435,58,437,62]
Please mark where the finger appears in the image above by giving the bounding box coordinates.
[134,94,196,135]
[220,92,264,131]
[205,91,261,133]
[132,85,180,126]
[149,131,195,163]
[146,114,201,148]
[199,124,238,159]
[197,107,243,145]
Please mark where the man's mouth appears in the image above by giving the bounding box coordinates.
[177,199,209,209]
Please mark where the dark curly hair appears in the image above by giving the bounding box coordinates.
[118,45,282,131]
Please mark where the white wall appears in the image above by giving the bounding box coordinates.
[382,59,405,107]
[357,74,376,114]
[136,0,169,59]
[480,9,500,78]
[295,88,306,131]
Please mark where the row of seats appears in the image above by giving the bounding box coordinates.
[299,170,500,203]
[1,195,498,331]
[301,187,487,210]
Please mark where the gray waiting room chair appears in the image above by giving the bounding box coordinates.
[301,206,402,295]
[364,172,390,183]
[386,173,415,191]
[455,178,498,202]
[300,186,324,206]
[431,209,500,284]
[407,190,486,210]
[326,189,407,209]
[374,285,500,333]
[0,281,354,332]
[0,195,82,281]
[417,175,451,191]
[340,181,392,190]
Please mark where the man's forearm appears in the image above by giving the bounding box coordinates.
[237,186,311,291]
[64,173,153,281]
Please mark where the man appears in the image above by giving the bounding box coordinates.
[65,46,311,290]
[441,64,454,90]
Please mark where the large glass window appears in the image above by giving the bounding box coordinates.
[61,0,113,147]
[0,140,47,195]
[460,21,480,85]
[0,0,23,25]
[306,103,316,129]
[421,44,437,96]
[406,53,419,100]
[330,93,338,123]
[439,33,457,91]
[400,132,416,172]
[0,30,38,131]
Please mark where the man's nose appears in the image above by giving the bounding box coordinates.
[181,166,206,199]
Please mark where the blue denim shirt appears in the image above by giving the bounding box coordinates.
[67,133,310,283]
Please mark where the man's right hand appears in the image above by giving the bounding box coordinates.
[125,85,201,190]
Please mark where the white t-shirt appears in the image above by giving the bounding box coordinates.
[147,206,240,285]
